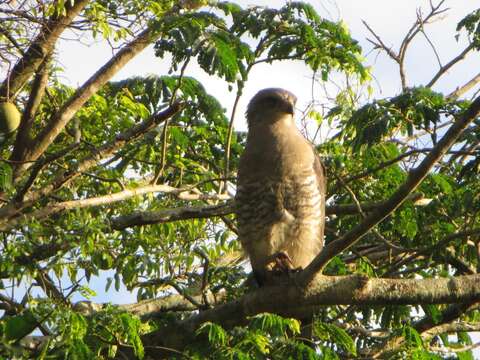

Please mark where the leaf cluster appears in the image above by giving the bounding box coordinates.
[457,8,480,49]
[155,1,367,87]
[339,87,465,150]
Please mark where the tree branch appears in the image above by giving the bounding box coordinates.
[34,268,68,305]
[140,274,480,356]
[368,301,480,358]
[362,21,399,62]
[0,103,182,222]
[111,193,424,231]
[0,184,230,231]
[16,16,167,174]
[11,56,50,163]
[427,43,475,88]
[396,1,448,89]
[1,185,421,233]
[384,228,480,276]
[111,202,235,230]
[300,94,480,283]
[73,291,227,319]
[0,0,90,100]
[447,72,480,99]
[423,321,480,338]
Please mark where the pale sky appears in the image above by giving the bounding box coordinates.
[58,0,479,134]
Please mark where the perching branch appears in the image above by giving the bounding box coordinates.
[139,273,480,357]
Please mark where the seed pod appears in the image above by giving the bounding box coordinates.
[0,102,21,135]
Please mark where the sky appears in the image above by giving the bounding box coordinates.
[7,0,480,353]
[58,0,479,134]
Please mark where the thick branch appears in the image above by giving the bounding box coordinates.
[300,95,480,283]
[17,19,165,173]
[0,0,90,100]
[11,57,50,162]
[141,274,480,356]
[111,202,235,230]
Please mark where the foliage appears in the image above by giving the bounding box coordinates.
[0,1,479,359]
[187,314,322,360]
[155,1,367,89]
[337,87,465,150]
[457,8,480,48]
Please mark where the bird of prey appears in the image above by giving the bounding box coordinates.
[235,88,326,286]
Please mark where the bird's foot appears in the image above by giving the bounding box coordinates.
[266,251,302,276]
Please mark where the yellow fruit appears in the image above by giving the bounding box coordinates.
[0,102,21,135]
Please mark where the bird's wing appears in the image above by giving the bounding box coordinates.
[283,148,326,223]
[279,147,326,267]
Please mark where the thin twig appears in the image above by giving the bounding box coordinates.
[153,58,191,184]
[223,87,243,193]
[427,43,475,88]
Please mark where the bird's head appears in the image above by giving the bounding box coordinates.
[246,88,297,126]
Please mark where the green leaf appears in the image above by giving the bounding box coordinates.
[457,8,480,48]
[431,173,453,194]
[421,304,441,325]
[457,350,474,360]
[120,313,145,359]
[0,162,13,193]
[1,310,38,342]
[249,313,300,337]
[402,325,423,348]
[313,321,356,356]
[197,322,228,346]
